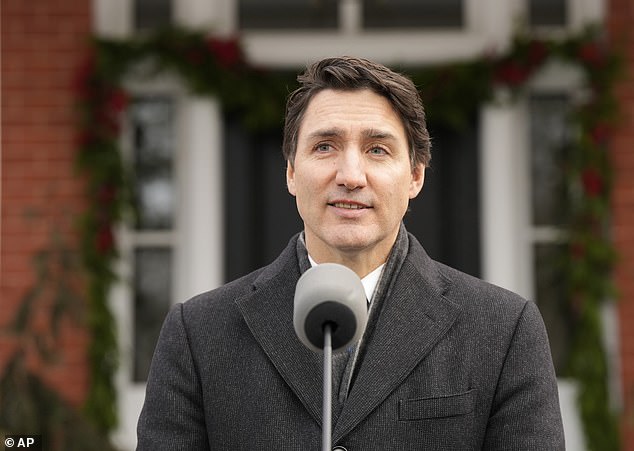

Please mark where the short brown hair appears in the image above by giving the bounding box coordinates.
[282,56,431,168]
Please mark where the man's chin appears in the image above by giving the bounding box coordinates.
[305,224,388,257]
[325,231,377,254]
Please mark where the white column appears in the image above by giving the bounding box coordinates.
[174,0,234,34]
[479,100,531,298]
[176,97,224,301]
[469,0,517,51]
[558,380,588,451]
[573,0,606,31]
[340,0,362,35]
[92,0,132,38]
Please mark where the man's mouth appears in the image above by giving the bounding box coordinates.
[329,201,370,210]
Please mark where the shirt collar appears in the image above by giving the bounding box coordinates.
[307,254,384,304]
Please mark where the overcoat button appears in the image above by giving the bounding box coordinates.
[332,447,348,451]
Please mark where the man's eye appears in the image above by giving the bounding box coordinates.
[316,143,332,152]
[368,147,387,155]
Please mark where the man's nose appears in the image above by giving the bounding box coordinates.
[335,149,367,190]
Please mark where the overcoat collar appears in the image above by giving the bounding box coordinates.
[235,233,461,440]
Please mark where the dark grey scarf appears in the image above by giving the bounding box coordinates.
[296,223,410,422]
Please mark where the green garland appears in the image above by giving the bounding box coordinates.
[0,227,118,449]
[76,27,621,448]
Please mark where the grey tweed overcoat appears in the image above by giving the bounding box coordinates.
[137,233,564,450]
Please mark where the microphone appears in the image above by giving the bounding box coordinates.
[293,263,368,353]
[293,263,368,451]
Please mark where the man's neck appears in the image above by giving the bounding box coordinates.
[303,235,396,279]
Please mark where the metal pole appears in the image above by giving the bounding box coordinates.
[322,323,332,451]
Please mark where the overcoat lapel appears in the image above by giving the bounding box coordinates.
[333,242,462,441]
[235,235,462,440]
[235,237,325,425]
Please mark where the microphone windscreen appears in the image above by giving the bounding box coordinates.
[293,263,367,353]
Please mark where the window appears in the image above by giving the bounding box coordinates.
[364,0,464,29]
[112,92,223,448]
[134,0,172,31]
[239,0,338,30]
[530,94,570,228]
[528,0,568,27]
[529,93,574,373]
[133,248,172,381]
[128,97,176,382]
[238,0,465,30]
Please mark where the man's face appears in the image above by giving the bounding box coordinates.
[286,88,425,264]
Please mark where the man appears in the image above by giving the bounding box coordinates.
[137,57,565,450]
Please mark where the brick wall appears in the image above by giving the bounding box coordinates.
[608,0,634,448]
[1,0,92,406]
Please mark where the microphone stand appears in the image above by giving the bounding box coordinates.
[322,323,332,451]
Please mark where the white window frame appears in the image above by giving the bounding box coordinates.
[110,82,181,450]
[238,0,514,67]
[481,60,587,299]
[93,0,605,66]
[106,74,224,449]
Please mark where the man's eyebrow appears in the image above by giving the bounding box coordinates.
[305,128,398,141]
[362,128,398,141]
[305,128,345,140]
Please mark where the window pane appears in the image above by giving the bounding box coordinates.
[134,0,172,31]
[130,97,175,230]
[239,0,338,30]
[364,0,464,29]
[529,94,571,227]
[134,247,172,382]
[528,0,567,27]
[534,243,572,374]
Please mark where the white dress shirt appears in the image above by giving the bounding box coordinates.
[307,255,385,304]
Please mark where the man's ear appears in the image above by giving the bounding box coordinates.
[409,163,425,199]
[286,160,296,196]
